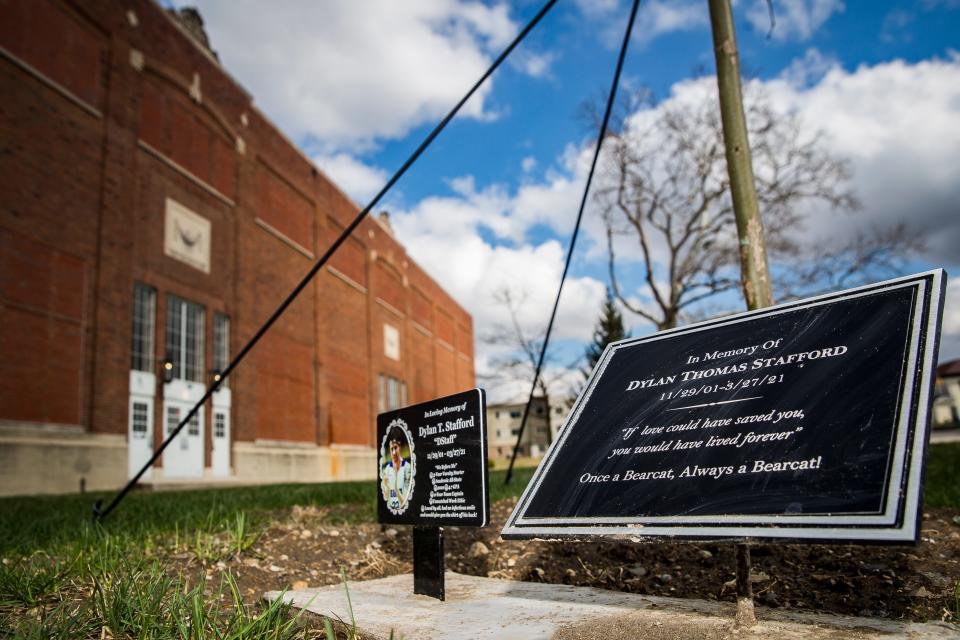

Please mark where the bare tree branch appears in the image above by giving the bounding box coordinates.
[592,84,917,330]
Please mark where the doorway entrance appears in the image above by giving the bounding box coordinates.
[128,283,156,480]
[162,295,206,478]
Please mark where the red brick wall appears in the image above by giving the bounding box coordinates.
[323,274,370,445]
[325,225,366,287]
[408,326,435,403]
[255,161,313,253]
[0,0,105,110]
[0,232,87,424]
[410,286,433,332]
[436,309,455,346]
[373,259,404,314]
[254,331,315,442]
[0,0,476,461]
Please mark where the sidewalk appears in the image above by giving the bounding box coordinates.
[266,572,956,639]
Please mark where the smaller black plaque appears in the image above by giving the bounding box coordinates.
[377,388,489,527]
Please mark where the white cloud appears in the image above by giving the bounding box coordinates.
[312,153,387,205]
[761,55,960,262]
[187,1,541,150]
[392,54,960,372]
[745,0,845,41]
[634,1,707,44]
[510,49,557,78]
[392,201,607,350]
[779,48,841,87]
[581,0,707,49]
[599,55,960,266]
[880,9,914,44]
[574,0,620,19]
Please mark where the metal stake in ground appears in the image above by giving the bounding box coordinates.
[708,0,776,628]
[413,526,445,601]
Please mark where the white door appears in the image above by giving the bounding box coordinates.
[128,371,155,480]
[163,379,205,477]
[129,283,157,480]
[162,295,206,478]
[211,387,231,476]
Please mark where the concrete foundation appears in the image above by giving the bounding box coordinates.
[232,441,375,483]
[0,423,126,496]
[0,425,376,496]
[267,572,956,640]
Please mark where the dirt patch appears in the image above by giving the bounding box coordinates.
[171,500,960,624]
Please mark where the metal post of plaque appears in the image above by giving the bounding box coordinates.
[377,388,489,601]
[413,526,444,600]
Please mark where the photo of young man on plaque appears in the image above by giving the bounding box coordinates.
[379,419,416,515]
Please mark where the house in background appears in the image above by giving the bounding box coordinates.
[934,358,960,428]
[487,397,570,459]
[0,0,475,495]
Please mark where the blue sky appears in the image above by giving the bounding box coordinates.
[179,1,960,401]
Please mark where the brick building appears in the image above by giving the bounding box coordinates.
[0,0,476,495]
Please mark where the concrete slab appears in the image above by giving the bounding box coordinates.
[265,572,956,639]
[930,428,960,444]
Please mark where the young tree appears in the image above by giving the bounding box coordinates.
[583,288,629,376]
[594,85,923,330]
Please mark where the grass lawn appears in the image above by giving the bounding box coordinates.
[923,441,960,509]
[0,468,535,638]
[1,446,956,638]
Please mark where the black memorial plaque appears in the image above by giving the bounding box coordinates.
[503,271,947,543]
[377,388,488,527]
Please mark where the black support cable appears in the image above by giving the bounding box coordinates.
[504,0,640,485]
[94,0,559,522]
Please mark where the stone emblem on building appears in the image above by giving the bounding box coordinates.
[164,198,211,273]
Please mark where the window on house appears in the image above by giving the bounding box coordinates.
[213,313,230,387]
[165,295,205,382]
[378,374,407,412]
[131,283,156,372]
[509,410,521,419]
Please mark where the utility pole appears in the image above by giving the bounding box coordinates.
[707,0,774,628]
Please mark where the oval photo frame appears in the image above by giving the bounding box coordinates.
[379,417,417,515]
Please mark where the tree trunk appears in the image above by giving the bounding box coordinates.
[708,0,774,311]
[708,0,774,628]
